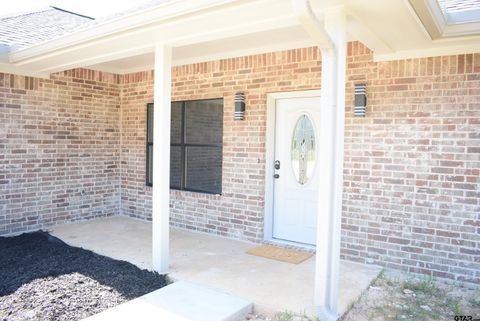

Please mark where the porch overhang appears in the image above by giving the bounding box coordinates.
[1,0,480,78]
[2,1,479,320]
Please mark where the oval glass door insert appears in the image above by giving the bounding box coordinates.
[291,114,316,185]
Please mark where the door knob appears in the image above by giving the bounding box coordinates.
[274,160,280,170]
[274,174,280,179]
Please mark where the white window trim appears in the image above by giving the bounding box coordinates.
[408,0,480,39]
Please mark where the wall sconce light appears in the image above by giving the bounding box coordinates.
[354,84,367,117]
[234,92,245,120]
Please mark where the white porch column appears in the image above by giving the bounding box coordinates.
[152,44,172,273]
[314,8,346,321]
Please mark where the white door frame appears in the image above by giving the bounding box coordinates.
[264,90,321,247]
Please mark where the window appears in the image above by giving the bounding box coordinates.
[437,0,480,24]
[408,0,480,39]
[146,99,223,194]
[291,114,316,185]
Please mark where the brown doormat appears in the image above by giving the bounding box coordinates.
[246,244,313,264]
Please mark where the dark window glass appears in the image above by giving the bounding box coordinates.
[146,103,154,186]
[185,146,222,194]
[147,104,154,143]
[147,144,153,184]
[185,100,223,145]
[171,102,183,144]
[146,99,223,194]
[170,146,182,188]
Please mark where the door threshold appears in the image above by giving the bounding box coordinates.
[266,237,316,252]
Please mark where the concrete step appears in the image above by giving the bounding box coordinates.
[84,281,253,321]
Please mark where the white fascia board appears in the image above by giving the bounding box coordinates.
[32,17,299,74]
[37,45,155,74]
[14,2,299,74]
[10,0,298,73]
[374,43,480,61]
[8,0,242,63]
[0,63,49,78]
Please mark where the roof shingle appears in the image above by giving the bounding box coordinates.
[0,7,93,51]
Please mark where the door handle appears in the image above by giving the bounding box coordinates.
[274,174,280,179]
[274,160,280,170]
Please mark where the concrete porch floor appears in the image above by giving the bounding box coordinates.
[50,216,381,318]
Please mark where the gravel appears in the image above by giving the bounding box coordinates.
[0,231,166,321]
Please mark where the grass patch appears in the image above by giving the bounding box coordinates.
[341,271,480,321]
[274,311,295,321]
[446,296,463,316]
[273,310,319,321]
[400,275,438,295]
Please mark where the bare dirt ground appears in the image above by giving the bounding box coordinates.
[341,270,480,321]
[245,270,480,321]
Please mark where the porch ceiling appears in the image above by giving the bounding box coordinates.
[2,0,480,77]
[86,26,314,74]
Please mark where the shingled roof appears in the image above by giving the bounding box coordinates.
[0,7,94,52]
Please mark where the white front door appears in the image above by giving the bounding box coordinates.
[272,96,320,245]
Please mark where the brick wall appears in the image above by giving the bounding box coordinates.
[0,69,121,235]
[120,48,321,240]
[342,43,480,283]
[1,42,478,283]
[120,71,154,218]
[119,43,479,283]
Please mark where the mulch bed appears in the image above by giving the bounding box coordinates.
[0,231,167,321]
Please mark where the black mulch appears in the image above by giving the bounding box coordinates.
[0,231,167,321]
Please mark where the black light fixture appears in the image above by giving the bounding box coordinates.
[234,92,245,120]
[354,83,367,117]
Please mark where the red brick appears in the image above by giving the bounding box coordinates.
[2,42,479,285]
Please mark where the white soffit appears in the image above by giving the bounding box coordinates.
[88,26,315,74]
[3,0,480,76]
[86,0,480,73]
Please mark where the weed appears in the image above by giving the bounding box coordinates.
[274,311,294,321]
[446,296,463,316]
[468,294,480,307]
[384,276,396,287]
[378,268,386,279]
[297,311,318,321]
[345,300,355,313]
[401,276,437,295]
[341,270,478,321]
